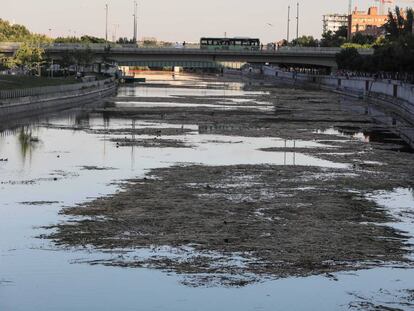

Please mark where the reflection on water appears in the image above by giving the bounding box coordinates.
[0,75,414,311]
[316,125,414,152]
[339,96,414,150]
[17,127,41,164]
[117,86,266,98]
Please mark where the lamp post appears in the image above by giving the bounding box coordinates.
[105,4,109,42]
[296,3,299,41]
[135,1,138,44]
[133,1,138,44]
[287,5,291,43]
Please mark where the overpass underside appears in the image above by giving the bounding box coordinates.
[106,55,336,70]
[114,60,245,68]
[36,47,342,70]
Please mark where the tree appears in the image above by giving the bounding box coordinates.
[0,19,51,44]
[54,48,95,70]
[54,35,106,44]
[14,43,44,67]
[0,54,17,69]
[384,7,414,40]
[321,26,348,47]
[54,36,82,44]
[336,48,361,70]
[10,43,45,74]
[117,37,136,44]
[290,36,319,47]
[351,33,375,45]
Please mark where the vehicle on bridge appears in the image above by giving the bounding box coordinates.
[200,37,260,51]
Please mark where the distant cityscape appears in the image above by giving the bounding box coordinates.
[323,5,409,39]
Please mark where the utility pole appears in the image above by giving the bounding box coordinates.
[348,0,352,40]
[105,4,109,42]
[133,1,138,44]
[112,24,120,42]
[296,2,299,40]
[287,5,291,43]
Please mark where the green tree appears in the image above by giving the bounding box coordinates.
[0,54,17,69]
[54,36,82,44]
[351,33,375,45]
[55,35,106,44]
[0,19,51,44]
[336,48,361,70]
[321,26,348,47]
[12,43,45,74]
[290,36,319,47]
[14,43,44,66]
[117,37,135,44]
[385,7,414,40]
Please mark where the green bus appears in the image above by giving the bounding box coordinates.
[200,37,261,51]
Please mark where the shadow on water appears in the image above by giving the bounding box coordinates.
[339,96,414,152]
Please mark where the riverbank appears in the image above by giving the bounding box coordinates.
[0,77,117,122]
[256,67,414,148]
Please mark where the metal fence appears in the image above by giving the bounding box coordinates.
[0,77,114,100]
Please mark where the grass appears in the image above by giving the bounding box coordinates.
[0,75,80,90]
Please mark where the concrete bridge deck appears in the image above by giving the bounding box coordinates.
[0,43,374,69]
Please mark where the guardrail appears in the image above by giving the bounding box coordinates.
[0,42,374,55]
[0,77,114,100]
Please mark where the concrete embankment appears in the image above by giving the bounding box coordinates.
[261,66,414,112]
[0,78,117,120]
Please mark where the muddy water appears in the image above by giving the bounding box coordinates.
[1,75,414,311]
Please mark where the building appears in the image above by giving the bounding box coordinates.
[348,6,388,38]
[322,14,349,33]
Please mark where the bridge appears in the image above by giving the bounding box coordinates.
[0,43,374,70]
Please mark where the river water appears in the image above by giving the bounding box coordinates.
[0,74,413,310]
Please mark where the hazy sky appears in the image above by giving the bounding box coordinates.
[0,0,408,42]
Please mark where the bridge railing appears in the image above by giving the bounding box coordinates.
[0,42,373,55]
[0,77,114,101]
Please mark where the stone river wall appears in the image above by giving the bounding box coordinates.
[0,78,117,119]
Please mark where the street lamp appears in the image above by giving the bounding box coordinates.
[296,3,299,41]
[287,5,291,43]
[105,4,109,42]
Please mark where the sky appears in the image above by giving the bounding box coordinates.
[0,0,410,42]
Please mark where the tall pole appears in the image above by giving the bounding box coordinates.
[348,0,352,40]
[133,14,136,43]
[287,5,291,43]
[296,2,299,40]
[105,4,109,42]
[133,1,138,44]
[136,1,138,44]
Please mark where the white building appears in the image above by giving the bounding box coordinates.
[322,14,349,33]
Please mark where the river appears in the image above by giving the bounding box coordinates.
[0,73,413,310]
